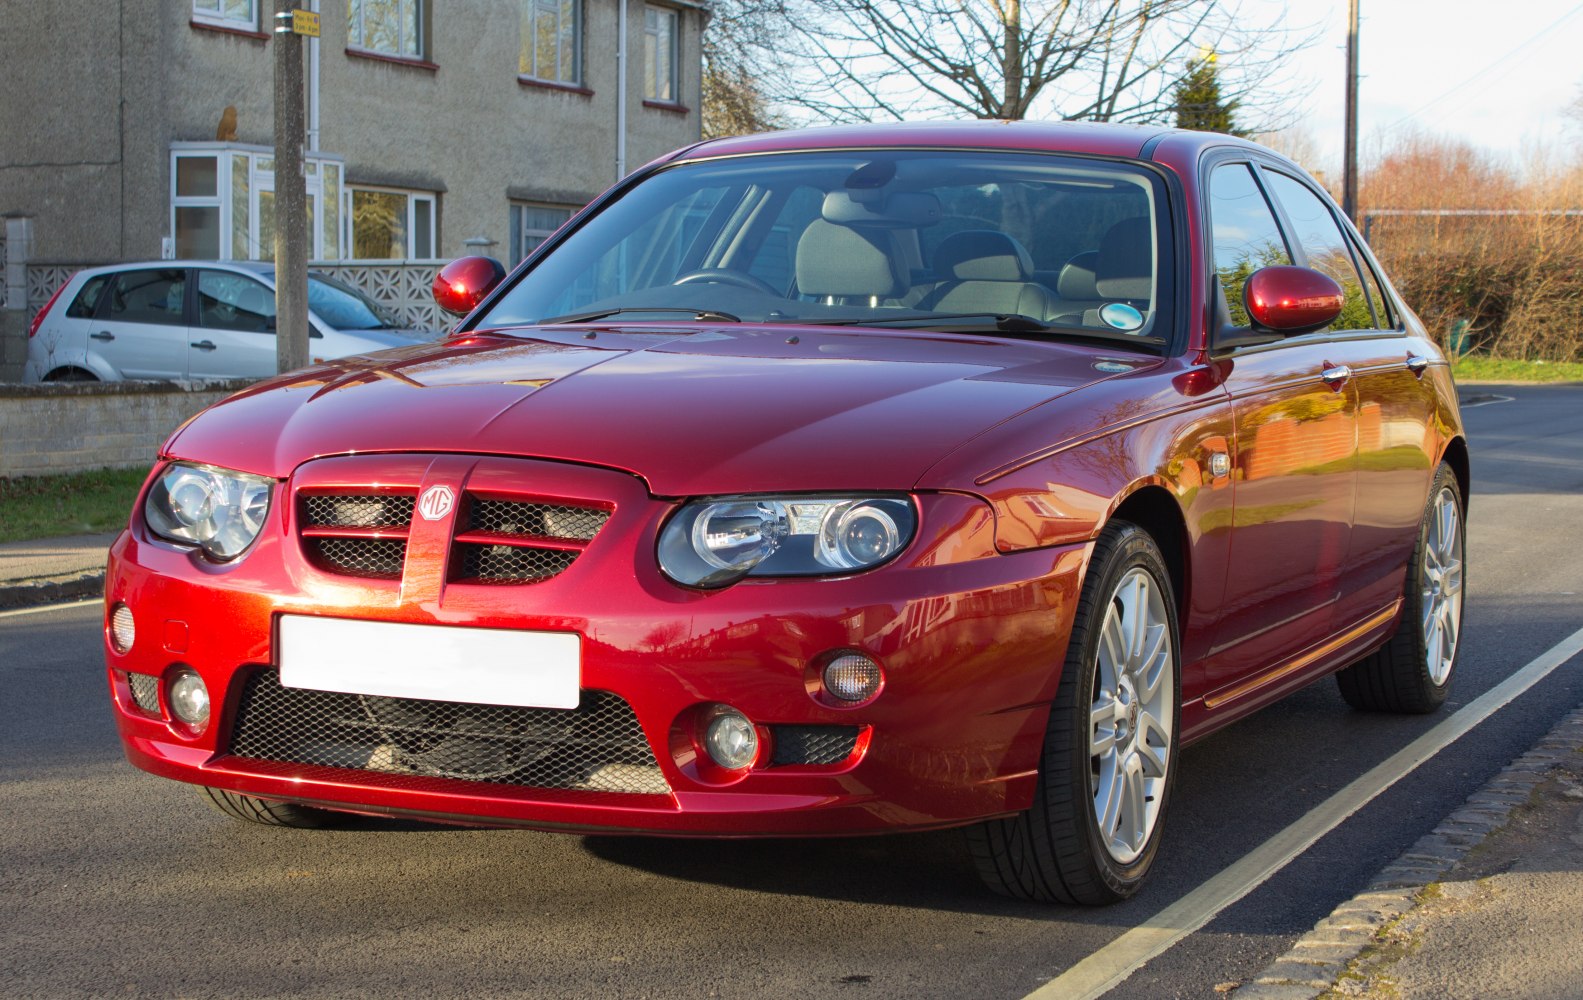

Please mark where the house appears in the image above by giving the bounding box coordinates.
[0,0,707,377]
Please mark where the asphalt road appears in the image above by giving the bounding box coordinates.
[3,382,1580,1000]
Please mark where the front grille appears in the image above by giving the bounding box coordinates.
[303,494,415,529]
[308,537,407,579]
[229,669,669,795]
[469,499,609,541]
[127,672,161,714]
[771,726,861,767]
[456,543,579,583]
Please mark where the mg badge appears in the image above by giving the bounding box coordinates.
[417,485,455,521]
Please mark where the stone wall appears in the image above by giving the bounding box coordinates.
[0,380,252,477]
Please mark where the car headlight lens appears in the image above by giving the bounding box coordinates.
[144,462,274,561]
[659,494,916,588]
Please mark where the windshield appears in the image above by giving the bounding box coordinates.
[307,273,400,330]
[478,149,1170,343]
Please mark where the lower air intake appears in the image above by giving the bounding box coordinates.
[770,725,861,766]
[228,670,668,795]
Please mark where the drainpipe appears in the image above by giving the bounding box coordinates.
[307,0,321,151]
[616,0,628,179]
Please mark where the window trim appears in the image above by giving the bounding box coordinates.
[520,0,582,87]
[347,185,440,261]
[169,142,346,263]
[191,0,258,32]
[347,0,427,63]
[642,4,680,104]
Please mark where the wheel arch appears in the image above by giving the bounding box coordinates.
[1439,435,1470,507]
[1106,484,1189,621]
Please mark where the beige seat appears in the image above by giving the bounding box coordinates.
[1082,217,1153,328]
[1051,251,1105,324]
[794,218,908,304]
[917,231,1060,320]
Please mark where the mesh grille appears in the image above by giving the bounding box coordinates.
[469,499,609,541]
[127,672,161,714]
[308,538,407,579]
[770,726,860,767]
[303,494,415,528]
[229,670,669,795]
[456,543,578,583]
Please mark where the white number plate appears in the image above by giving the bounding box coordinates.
[277,616,581,709]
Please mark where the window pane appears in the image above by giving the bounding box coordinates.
[321,163,342,260]
[258,190,275,257]
[536,11,556,79]
[193,0,223,16]
[224,0,254,22]
[231,155,251,260]
[1264,172,1373,331]
[67,274,112,319]
[401,0,419,56]
[559,0,577,81]
[199,271,275,333]
[348,0,362,45]
[353,190,408,259]
[176,206,222,259]
[1208,164,1290,327]
[365,0,397,53]
[413,198,433,257]
[176,157,218,198]
[104,270,187,325]
[1354,243,1393,327]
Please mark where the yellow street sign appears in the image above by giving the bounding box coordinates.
[292,10,321,37]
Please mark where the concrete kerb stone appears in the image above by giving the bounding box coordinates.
[1228,704,1583,998]
[0,572,104,609]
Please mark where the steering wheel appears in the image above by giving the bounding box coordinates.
[672,268,779,295]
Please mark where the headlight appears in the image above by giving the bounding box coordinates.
[144,462,274,561]
[658,494,916,588]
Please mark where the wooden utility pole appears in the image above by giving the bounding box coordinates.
[273,1,311,374]
[1343,0,1360,224]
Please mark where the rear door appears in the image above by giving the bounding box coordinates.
[189,269,279,379]
[89,268,191,379]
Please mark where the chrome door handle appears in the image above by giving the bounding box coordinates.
[90,331,114,341]
[190,340,217,351]
[1406,355,1429,373]
[1320,365,1352,384]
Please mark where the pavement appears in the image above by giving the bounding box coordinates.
[2,535,1580,998]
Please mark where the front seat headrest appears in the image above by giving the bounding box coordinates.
[933,230,1035,282]
[1096,217,1153,300]
[795,219,906,299]
[1056,251,1100,300]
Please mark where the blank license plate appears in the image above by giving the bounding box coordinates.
[277,616,581,709]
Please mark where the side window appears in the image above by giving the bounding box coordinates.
[1208,164,1291,327]
[1351,238,1396,329]
[198,271,276,333]
[745,186,824,294]
[1263,171,1374,331]
[103,270,187,325]
[66,274,112,319]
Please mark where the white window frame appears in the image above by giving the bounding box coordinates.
[348,0,424,60]
[192,0,258,31]
[521,0,582,85]
[643,5,679,102]
[348,186,438,261]
[510,202,575,264]
[169,142,346,263]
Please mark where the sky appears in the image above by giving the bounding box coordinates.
[1260,0,1583,174]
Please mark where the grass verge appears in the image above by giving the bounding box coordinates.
[1451,355,1583,383]
[0,467,149,544]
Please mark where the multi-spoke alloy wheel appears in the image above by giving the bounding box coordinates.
[1337,462,1466,714]
[1090,567,1174,865]
[968,521,1180,905]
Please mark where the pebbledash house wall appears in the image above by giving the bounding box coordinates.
[0,0,705,348]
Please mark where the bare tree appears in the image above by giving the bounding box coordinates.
[702,0,793,138]
[764,0,1308,129]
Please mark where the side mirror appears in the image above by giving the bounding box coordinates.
[1244,265,1344,335]
[433,256,506,317]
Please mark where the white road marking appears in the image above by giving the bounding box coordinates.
[0,598,102,620]
[1457,392,1514,409]
[1025,622,1583,1000]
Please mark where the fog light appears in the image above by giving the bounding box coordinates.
[823,653,882,702]
[109,603,135,653]
[168,668,210,728]
[704,709,758,770]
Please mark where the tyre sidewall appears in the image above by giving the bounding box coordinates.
[1404,464,1465,702]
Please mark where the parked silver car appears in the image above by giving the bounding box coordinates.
[23,261,436,382]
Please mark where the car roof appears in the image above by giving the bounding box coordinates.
[70,260,282,281]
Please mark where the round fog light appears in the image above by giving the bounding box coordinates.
[823,653,882,702]
[168,668,210,728]
[704,709,758,770]
[109,603,136,653]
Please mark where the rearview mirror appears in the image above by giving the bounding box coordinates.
[433,256,507,317]
[1244,265,1344,335]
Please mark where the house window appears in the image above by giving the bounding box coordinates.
[643,6,678,102]
[510,204,574,263]
[348,0,423,59]
[170,143,345,262]
[173,155,223,258]
[521,0,580,84]
[351,188,436,259]
[193,0,257,30]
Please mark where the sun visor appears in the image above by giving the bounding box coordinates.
[821,190,943,229]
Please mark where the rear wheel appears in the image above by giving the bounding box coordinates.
[968,522,1180,904]
[43,367,98,382]
[200,787,343,829]
[1336,463,1465,714]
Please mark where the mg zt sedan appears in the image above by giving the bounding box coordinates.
[104,122,1466,904]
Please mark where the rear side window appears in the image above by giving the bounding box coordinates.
[1263,172,1375,330]
[103,269,186,325]
[1351,240,1396,328]
[198,271,275,333]
[66,274,112,319]
[1208,164,1290,326]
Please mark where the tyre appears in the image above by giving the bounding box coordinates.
[968,521,1181,904]
[44,367,98,382]
[200,786,343,828]
[1336,463,1465,714]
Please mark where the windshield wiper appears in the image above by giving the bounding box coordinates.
[540,306,742,325]
[821,312,1057,333]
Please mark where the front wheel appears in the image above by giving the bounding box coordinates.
[968,522,1180,904]
[201,787,343,828]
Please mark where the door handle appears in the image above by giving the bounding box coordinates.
[90,331,115,341]
[190,340,217,351]
[1320,365,1352,385]
[1406,354,1429,374]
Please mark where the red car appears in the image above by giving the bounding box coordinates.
[104,122,1467,904]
